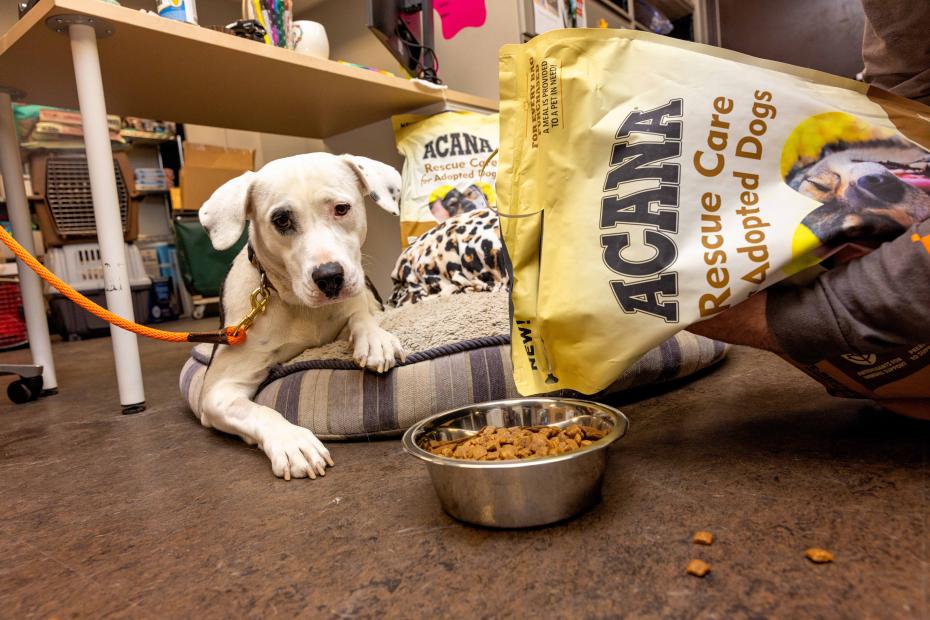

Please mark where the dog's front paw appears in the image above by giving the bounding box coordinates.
[352,326,405,374]
[260,422,334,480]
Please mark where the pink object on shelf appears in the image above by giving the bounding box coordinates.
[434,0,487,40]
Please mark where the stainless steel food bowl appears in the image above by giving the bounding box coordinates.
[402,398,629,528]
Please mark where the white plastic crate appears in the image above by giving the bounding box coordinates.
[44,243,152,293]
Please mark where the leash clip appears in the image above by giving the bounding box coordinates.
[233,283,270,336]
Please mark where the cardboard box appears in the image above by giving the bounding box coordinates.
[178,143,254,212]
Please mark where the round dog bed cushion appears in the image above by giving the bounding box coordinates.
[180,292,727,440]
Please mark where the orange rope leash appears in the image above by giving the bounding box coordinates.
[0,226,250,346]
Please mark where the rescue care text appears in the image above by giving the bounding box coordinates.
[693,90,777,317]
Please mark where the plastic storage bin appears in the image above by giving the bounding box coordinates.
[44,242,153,340]
[44,242,151,292]
[48,285,151,341]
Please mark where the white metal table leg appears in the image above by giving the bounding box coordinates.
[0,89,58,393]
[68,23,145,411]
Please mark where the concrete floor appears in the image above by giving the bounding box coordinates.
[0,318,927,619]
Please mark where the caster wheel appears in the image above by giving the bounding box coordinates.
[192,305,205,320]
[24,376,43,396]
[7,379,37,404]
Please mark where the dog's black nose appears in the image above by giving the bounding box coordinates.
[856,172,905,203]
[312,262,344,298]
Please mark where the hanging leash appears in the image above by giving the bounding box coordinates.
[0,226,268,346]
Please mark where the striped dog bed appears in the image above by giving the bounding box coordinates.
[180,292,727,439]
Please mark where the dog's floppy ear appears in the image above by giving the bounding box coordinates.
[341,155,401,215]
[199,171,256,250]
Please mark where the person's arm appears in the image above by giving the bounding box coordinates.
[687,290,782,354]
[860,0,930,105]
[689,219,930,364]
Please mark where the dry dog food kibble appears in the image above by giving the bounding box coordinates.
[692,531,715,546]
[805,548,834,563]
[424,424,607,460]
[687,559,712,577]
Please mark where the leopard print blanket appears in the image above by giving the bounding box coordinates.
[389,209,509,307]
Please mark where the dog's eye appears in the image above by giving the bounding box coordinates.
[334,203,351,217]
[270,210,294,233]
[805,179,830,192]
[804,179,833,193]
[802,172,840,196]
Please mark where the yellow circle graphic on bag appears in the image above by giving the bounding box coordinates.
[781,112,929,274]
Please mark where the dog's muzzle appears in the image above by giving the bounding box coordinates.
[312,262,345,298]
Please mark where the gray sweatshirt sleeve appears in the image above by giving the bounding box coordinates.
[767,219,930,365]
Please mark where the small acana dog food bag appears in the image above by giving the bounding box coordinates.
[497,29,930,417]
[393,111,499,247]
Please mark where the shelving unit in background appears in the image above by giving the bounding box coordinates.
[123,133,193,322]
[0,0,495,137]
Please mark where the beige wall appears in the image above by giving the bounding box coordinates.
[300,0,520,99]
[431,0,521,100]
[300,0,398,69]
[718,0,866,79]
[183,125,326,168]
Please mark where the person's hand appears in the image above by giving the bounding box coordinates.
[686,290,783,354]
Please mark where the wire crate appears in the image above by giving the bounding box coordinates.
[29,152,140,246]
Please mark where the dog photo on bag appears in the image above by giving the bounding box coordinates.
[784,113,930,262]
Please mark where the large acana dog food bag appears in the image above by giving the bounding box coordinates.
[393,111,499,246]
[498,30,930,416]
